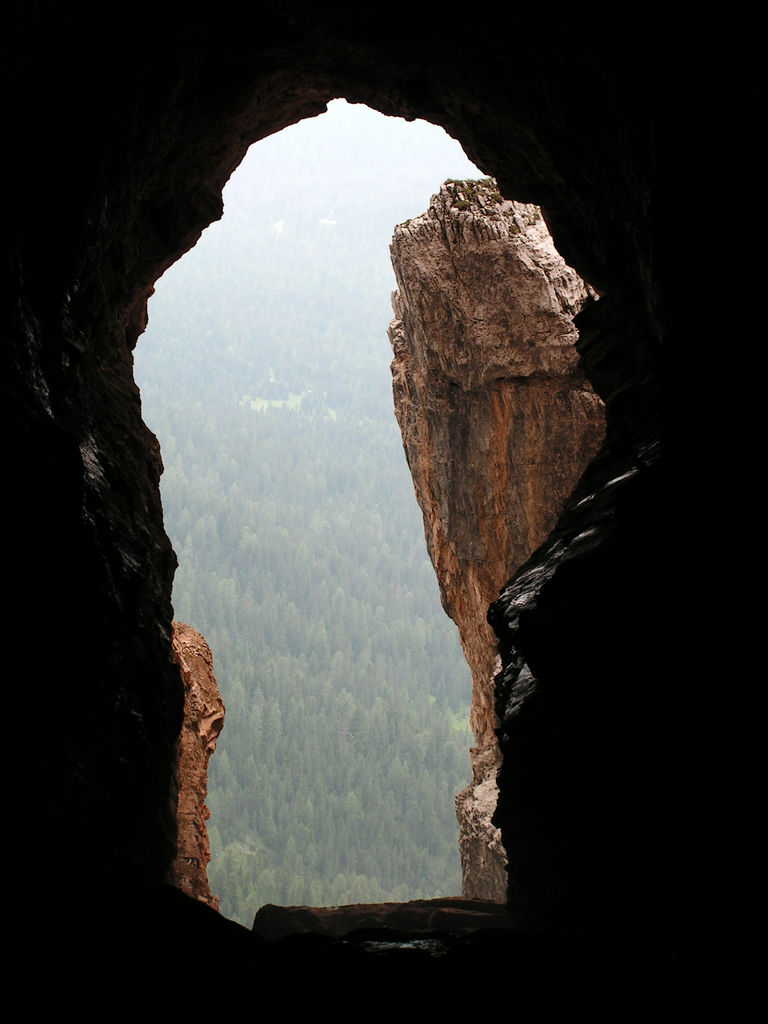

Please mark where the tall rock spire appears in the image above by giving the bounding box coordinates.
[388,179,605,900]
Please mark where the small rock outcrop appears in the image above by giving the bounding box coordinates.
[252,897,516,941]
[170,621,225,908]
[388,180,605,899]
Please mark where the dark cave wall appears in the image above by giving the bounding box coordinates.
[4,2,764,964]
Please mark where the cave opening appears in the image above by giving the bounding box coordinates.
[134,99,492,926]
[8,9,763,993]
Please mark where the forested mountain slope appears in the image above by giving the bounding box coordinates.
[134,101,482,925]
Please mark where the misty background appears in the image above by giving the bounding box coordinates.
[134,99,483,925]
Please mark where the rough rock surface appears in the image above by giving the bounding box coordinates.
[388,181,605,898]
[169,622,224,909]
[252,897,515,941]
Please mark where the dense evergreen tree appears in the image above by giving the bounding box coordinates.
[135,101,480,925]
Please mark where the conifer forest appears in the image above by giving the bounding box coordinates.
[134,101,481,925]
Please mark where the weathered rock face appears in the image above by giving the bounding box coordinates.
[388,181,605,899]
[169,622,224,909]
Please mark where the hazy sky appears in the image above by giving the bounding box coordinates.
[140,98,484,379]
[150,98,482,296]
[221,97,484,233]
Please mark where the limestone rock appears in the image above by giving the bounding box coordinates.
[388,180,605,899]
[170,621,225,909]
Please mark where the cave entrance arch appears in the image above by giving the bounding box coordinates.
[13,8,759,971]
[135,100,492,925]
